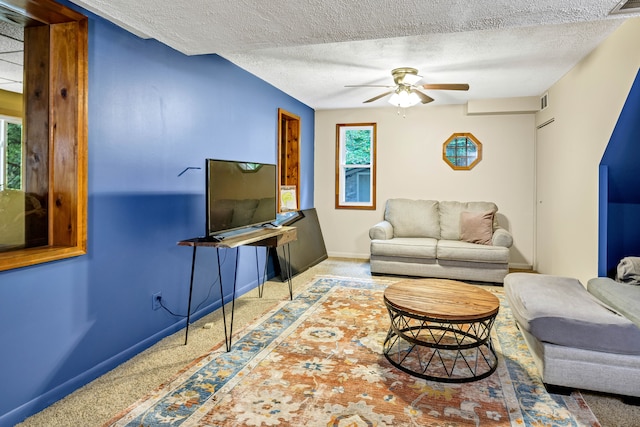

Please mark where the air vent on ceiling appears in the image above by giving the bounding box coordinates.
[610,0,640,14]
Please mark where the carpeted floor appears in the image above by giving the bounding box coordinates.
[105,276,598,426]
[17,258,640,426]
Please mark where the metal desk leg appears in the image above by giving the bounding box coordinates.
[217,247,239,352]
[184,246,197,345]
[263,247,271,297]
[283,243,293,300]
[256,247,269,298]
[287,243,293,299]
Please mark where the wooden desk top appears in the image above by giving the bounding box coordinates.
[384,279,499,321]
[178,226,296,249]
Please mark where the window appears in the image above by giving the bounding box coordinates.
[443,132,482,170]
[0,117,22,191]
[335,123,376,209]
[0,117,32,252]
[0,0,88,271]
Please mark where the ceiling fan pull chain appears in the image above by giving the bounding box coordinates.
[396,107,407,118]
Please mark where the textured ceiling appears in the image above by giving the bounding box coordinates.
[0,21,23,94]
[68,0,636,109]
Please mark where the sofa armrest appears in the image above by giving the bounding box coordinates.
[369,220,394,240]
[492,227,513,248]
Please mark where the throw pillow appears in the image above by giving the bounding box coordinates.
[460,210,495,245]
[616,257,640,285]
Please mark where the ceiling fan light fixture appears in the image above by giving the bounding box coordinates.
[388,87,421,108]
[349,67,468,106]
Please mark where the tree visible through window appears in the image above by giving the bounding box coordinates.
[336,123,376,209]
[0,118,27,252]
[4,121,22,190]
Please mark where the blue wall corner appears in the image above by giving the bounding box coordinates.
[598,165,608,277]
[599,68,640,277]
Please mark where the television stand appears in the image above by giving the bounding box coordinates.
[178,226,297,350]
[195,235,225,242]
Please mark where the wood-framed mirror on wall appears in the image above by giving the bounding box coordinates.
[0,0,88,271]
[277,108,300,212]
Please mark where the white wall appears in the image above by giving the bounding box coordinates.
[314,104,535,268]
[534,17,640,284]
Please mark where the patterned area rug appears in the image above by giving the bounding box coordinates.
[105,276,600,426]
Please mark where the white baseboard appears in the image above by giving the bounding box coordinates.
[327,251,370,260]
[509,262,533,270]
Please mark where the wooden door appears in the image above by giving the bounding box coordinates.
[535,119,555,273]
[277,109,300,212]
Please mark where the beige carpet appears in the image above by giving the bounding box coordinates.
[17,258,640,427]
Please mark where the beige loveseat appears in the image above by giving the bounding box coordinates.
[369,199,513,283]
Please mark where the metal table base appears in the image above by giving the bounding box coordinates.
[383,302,498,383]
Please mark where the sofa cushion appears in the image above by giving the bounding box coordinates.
[437,239,509,263]
[384,199,440,238]
[460,210,495,245]
[370,237,437,259]
[505,273,640,355]
[439,201,498,240]
[588,277,640,328]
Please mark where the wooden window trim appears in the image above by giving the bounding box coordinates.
[335,123,377,210]
[0,0,88,271]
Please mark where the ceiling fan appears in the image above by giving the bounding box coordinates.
[345,67,469,108]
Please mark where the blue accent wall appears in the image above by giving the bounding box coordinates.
[599,69,640,277]
[0,3,314,425]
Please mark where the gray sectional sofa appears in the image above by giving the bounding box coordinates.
[505,272,640,398]
[369,199,513,283]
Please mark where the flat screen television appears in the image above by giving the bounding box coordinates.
[205,158,277,237]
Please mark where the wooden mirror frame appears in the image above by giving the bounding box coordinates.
[0,0,88,271]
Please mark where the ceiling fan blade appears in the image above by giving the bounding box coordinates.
[345,84,394,88]
[363,91,393,103]
[412,89,434,104]
[422,83,469,91]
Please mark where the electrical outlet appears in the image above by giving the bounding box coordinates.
[152,292,162,310]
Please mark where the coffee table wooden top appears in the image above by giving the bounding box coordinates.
[384,279,499,321]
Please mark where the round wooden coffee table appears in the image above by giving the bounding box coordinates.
[383,279,500,383]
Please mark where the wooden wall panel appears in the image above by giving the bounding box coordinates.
[50,21,78,247]
[23,24,49,247]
